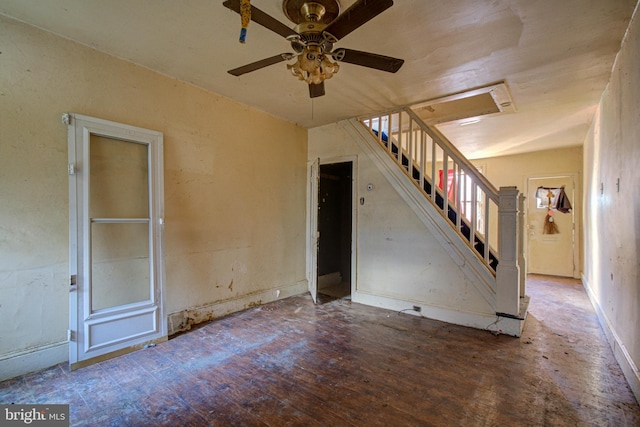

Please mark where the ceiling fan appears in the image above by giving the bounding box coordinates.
[222,0,404,98]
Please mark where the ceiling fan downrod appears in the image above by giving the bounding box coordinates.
[301,2,326,22]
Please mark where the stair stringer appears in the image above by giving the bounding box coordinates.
[341,118,497,309]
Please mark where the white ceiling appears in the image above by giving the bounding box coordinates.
[1,0,637,158]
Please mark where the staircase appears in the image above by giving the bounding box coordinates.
[351,107,527,334]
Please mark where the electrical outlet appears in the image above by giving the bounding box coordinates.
[412,305,421,312]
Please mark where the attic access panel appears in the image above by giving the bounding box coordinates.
[412,82,516,125]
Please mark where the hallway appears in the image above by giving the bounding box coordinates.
[1,275,639,426]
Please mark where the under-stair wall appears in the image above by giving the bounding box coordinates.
[308,117,527,336]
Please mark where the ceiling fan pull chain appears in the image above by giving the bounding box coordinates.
[239,0,251,43]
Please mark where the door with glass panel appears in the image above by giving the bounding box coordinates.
[67,114,166,369]
[526,175,577,278]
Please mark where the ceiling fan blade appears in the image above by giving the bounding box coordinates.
[309,82,325,98]
[228,54,290,76]
[324,0,394,41]
[333,48,404,73]
[223,0,298,39]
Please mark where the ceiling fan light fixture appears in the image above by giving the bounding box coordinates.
[287,47,339,85]
[320,55,340,79]
[301,46,322,72]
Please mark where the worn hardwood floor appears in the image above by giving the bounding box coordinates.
[1,275,639,426]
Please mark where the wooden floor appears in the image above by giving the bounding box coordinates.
[1,275,639,426]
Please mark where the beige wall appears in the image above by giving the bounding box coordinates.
[0,16,307,377]
[471,146,583,275]
[472,146,582,191]
[583,5,640,400]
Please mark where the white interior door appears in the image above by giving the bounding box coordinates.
[67,113,166,369]
[306,158,319,303]
[526,175,576,278]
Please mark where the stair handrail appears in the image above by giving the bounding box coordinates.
[404,108,499,204]
[357,107,501,274]
[357,107,523,316]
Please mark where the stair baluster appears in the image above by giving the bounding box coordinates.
[359,108,504,275]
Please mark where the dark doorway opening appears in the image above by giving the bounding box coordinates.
[317,161,352,302]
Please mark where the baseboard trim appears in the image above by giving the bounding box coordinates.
[352,290,525,337]
[582,275,640,403]
[0,341,68,382]
[167,280,308,335]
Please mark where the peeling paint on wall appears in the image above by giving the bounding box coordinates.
[166,281,307,335]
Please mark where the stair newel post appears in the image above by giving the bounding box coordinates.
[496,186,520,317]
[518,193,526,298]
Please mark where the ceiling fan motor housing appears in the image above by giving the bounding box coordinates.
[288,32,333,53]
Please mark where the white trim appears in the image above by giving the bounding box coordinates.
[351,290,524,337]
[167,280,307,335]
[67,113,79,370]
[0,341,68,382]
[67,113,166,366]
[306,158,319,303]
[582,275,640,402]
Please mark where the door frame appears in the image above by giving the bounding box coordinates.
[67,113,167,369]
[524,173,580,279]
[306,155,358,301]
[306,158,319,303]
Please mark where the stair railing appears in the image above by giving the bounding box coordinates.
[359,108,500,271]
